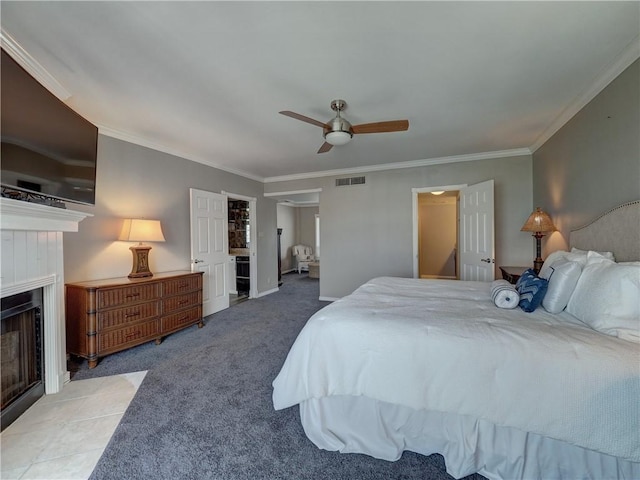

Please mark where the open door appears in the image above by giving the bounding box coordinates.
[459,179,495,281]
[190,188,230,316]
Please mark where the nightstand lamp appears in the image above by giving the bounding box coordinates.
[521,207,556,273]
[119,218,165,278]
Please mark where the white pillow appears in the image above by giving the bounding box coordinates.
[539,260,582,314]
[570,247,615,261]
[539,249,616,279]
[566,259,640,343]
[539,250,587,279]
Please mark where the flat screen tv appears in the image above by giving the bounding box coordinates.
[1,49,98,206]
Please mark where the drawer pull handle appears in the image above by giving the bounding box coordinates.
[125,293,141,298]
[178,300,189,305]
[124,331,140,339]
[179,316,189,322]
[178,283,188,288]
[125,311,141,318]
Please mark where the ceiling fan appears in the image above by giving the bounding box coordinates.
[279,99,409,154]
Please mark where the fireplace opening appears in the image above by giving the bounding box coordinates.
[1,288,44,431]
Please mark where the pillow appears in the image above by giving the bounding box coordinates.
[539,249,615,279]
[539,260,582,313]
[570,247,615,261]
[516,269,549,312]
[539,250,587,278]
[490,280,520,309]
[566,259,640,343]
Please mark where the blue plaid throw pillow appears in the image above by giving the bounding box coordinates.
[516,269,549,312]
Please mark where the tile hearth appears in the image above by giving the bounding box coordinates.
[1,371,146,480]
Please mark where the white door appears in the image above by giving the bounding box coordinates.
[459,179,495,281]
[190,188,230,315]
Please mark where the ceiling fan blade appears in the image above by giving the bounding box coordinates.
[317,142,333,154]
[279,111,328,129]
[352,119,409,135]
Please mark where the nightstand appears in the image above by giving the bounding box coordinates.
[499,266,528,285]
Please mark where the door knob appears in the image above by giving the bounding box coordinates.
[481,258,495,263]
[193,259,204,264]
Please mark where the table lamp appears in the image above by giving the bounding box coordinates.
[521,207,556,273]
[119,219,165,278]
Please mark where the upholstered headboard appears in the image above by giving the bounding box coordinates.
[570,200,640,262]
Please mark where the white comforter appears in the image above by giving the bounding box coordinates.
[273,277,640,462]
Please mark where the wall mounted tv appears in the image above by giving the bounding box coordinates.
[1,49,98,206]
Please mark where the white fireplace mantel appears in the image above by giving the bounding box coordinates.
[1,197,92,394]
[1,197,92,232]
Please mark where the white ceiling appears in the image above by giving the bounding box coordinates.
[1,2,638,182]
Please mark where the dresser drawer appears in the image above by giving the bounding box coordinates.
[97,301,160,331]
[162,275,200,296]
[97,319,160,353]
[161,306,201,333]
[162,291,201,314]
[97,283,159,309]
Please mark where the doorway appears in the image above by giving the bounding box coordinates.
[417,191,459,279]
[190,189,258,316]
[412,180,495,281]
[228,199,250,305]
[223,191,258,303]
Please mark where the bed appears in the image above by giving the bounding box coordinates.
[272,201,640,480]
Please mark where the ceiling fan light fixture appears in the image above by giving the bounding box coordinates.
[325,130,353,146]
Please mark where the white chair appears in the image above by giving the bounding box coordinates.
[292,245,314,274]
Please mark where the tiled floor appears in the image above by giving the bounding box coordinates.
[1,371,146,480]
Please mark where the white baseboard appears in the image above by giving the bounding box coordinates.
[319,296,339,302]
[256,287,279,298]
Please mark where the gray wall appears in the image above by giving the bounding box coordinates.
[277,204,296,272]
[533,59,640,255]
[296,207,319,254]
[266,154,533,298]
[64,135,279,294]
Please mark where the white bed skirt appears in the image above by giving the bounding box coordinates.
[299,395,640,480]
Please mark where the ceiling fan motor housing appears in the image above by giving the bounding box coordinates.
[324,100,353,145]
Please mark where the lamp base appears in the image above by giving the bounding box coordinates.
[533,257,544,274]
[128,245,153,278]
[532,233,545,274]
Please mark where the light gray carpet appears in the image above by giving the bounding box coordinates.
[74,273,486,480]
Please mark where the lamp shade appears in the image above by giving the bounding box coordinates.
[325,130,352,146]
[521,207,556,233]
[119,219,165,243]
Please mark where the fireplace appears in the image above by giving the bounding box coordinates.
[0,197,91,427]
[1,289,44,431]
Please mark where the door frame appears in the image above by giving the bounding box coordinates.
[411,184,467,278]
[222,191,258,299]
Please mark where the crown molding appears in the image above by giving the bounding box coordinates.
[97,124,265,183]
[263,148,532,183]
[530,35,640,153]
[0,28,72,101]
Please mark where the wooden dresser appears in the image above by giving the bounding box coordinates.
[65,271,204,368]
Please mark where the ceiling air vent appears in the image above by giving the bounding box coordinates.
[335,176,366,187]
